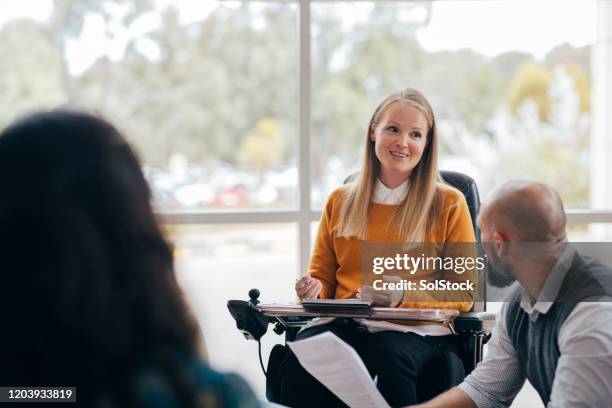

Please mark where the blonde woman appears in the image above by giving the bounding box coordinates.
[280,89,476,407]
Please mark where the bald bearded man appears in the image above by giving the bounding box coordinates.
[410,180,612,408]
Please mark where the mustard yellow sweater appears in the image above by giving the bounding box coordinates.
[309,182,476,312]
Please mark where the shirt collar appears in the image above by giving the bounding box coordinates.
[373,179,409,205]
[520,244,576,321]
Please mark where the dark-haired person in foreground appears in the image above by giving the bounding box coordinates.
[0,111,259,407]
[410,181,612,408]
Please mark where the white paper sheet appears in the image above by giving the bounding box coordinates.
[287,331,390,408]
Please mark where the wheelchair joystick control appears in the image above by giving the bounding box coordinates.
[249,288,260,306]
[227,288,269,341]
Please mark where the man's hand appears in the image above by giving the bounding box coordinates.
[295,275,322,299]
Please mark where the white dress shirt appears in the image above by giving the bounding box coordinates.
[459,248,612,407]
[372,178,410,205]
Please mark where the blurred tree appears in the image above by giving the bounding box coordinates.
[0,20,64,128]
[507,62,553,122]
[492,51,533,78]
[0,1,594,209]
[455,63,505,136]
[238,118,287,176]
[545,43,590,75]
[310,7,359,184]
[313,7,428,165]
[74,3,297,168]
[563,63,590,113]
[496,139,589,207]
[47,0,154,101]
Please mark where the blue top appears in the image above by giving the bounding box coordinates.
[134,357,260,408]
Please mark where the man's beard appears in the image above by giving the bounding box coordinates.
[486,251,516,288]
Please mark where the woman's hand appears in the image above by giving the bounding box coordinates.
[295,275,322,299]
[357,286,403,307]
[357,276,404,307]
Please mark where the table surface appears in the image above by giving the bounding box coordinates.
[256,302,460,322]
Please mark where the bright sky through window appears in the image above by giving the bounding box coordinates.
[417,0,596,59]
[0,0,597,72]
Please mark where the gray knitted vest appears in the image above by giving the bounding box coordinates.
[505,253,610,405]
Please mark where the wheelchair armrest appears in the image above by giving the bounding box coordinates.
[454,312,496,335]
[228,289,496,339]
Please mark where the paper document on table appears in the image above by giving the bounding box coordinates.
[287,331,390,408]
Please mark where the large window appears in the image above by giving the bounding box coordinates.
[2,1,612,404]
[169,223,296,393]
[0,1,299,210]
[311,1,596,208]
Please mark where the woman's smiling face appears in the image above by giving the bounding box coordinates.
[371,101,429,188]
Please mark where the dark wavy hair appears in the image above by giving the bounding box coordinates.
[0,111,201,406]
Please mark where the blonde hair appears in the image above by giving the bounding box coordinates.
[338,88,440,242]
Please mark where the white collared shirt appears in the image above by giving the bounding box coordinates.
[459,247,612,407]
[519,245,575,321]
[372,178,409,204]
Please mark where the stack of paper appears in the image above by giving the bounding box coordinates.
[288,332,390,408]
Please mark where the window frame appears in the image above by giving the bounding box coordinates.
[159,0,612,278]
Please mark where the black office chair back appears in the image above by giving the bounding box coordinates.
[439,171,481,242]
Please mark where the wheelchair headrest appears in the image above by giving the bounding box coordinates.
[439,171,481,242]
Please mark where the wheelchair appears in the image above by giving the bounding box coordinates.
[228,171,495,404]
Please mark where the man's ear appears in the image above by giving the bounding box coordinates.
[493,231,510,256]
